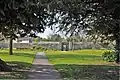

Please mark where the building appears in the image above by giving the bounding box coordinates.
[16,37,33,43]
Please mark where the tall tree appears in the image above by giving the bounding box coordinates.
[0,0,55,71]
[0,33,4,41]
[47,34,63,42]
[84,0,120,63]
[0,0,54,55]
[46,0,120,63]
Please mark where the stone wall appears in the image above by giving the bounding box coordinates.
[0,43,32,49]
[37,42,61,50]
[0,42,104,50]
[0,43,8,48]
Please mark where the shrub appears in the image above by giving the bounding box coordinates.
[102,51,117,62]
[32,45,59,51]
[32,46,48,51]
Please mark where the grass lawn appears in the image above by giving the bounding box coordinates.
[46,50,119,80]
[0,49,37,79]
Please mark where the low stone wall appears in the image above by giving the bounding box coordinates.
[14,43,32,49]
[0,42,104,50]
[0,43,32,49]
[37,42,61,50]
[0,43,8,48]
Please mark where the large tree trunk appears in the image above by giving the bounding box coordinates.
[115,39,120,63]
[0,59,12,71]
[9,37,13,55]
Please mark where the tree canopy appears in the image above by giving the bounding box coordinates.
[0,0,55,54]
[0,0,52,38]
[45,0,120,62]
[48,0,120,40]
[0,0,119,61]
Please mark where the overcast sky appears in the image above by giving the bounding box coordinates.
[37,28,54,38]
[37,27,66,38]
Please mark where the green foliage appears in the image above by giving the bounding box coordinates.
[47,34,64,42]
[102,51,117,62]
[32,46,47,51]
[32,45,58,51]
[34,38,39,43]
[0,0,56,54]
[0,0,56,39]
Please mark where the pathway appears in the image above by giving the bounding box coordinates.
[27,52,61,80]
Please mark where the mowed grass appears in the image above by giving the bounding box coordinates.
[46,50,111,65]
[46,50,119,80]
[0,49,36,63]
[0,49,37,79]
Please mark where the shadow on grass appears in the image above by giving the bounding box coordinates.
[27,65,61,79]
[0,51,35,58]
[0,61,32,79]
[0,61,119,80]
[54,64,119,80]
[7,61,32,71]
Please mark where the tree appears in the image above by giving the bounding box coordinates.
[41,0,120,63]
[47,34,63,42]
[0,0,55,55]
[49,0,120,63]
[84,0,120,63]
[89,0,120,62]
[0,33,4,41]
[0,0,119,71]
[0,0,55,71]
[66,35,87,42]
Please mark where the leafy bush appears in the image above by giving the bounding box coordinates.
[32,46,48,51]
[102,51,117,62]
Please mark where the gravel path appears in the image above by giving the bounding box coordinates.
[27,52,61,80]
